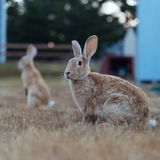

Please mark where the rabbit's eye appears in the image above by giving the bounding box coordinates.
[78,61,82,66]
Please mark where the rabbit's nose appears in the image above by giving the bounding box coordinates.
[65,72,70,75]
[65,72,71,79]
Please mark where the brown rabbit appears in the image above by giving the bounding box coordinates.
[18,45,55,108]
[64,35,149,127]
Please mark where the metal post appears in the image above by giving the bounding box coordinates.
[0,0,7,63]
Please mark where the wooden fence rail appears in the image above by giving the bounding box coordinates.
[1,43,72,60]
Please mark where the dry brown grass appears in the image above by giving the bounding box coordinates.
[1,77,160,160]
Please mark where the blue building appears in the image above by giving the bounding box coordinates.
[0,0,7,63]
[136,0,160,83]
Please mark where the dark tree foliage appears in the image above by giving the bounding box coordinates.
[7,0,136,47]
[7,0,23,42]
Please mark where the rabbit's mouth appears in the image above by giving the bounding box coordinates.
[64,71,86,80]
[66,74,71,80]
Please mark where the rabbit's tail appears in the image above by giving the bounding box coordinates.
[147,107,160,127]
[48,99,56,109]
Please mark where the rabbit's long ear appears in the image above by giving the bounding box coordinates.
[72,40,82,57]
[26,44,37,60]
[83,35,98,63]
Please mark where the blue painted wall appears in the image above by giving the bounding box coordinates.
[0,0,7,63]
[136,0,160,82]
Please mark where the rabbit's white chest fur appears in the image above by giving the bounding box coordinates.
[21,71,32,88]
[27,89,32,107]
[70,74,105,114]
[70,80,93,112]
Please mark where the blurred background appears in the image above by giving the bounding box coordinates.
[0,0,160,84]
[2,1,160,158]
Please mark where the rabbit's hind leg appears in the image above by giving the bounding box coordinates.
[95,94,135,126]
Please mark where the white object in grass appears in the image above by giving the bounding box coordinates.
[48,100,56,109]
[148,118,158,127]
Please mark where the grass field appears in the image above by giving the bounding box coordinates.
[1,64,160,159]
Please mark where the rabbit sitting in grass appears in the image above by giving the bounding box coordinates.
[64,35,149,127]
[18,45,55,108]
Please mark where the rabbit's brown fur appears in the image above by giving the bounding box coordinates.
[65,35,149,127]
[18,45,55,108]
[21,63,51,106]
